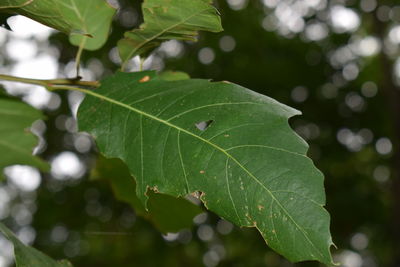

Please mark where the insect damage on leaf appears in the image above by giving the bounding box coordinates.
[77,71,335,265]
[195,120,214,131]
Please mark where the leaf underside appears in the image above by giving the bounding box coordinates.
[0,0,116,50]
[0,94,49,178]
[0,222,72,267]
[92,156,202,233]
[117,0,223,66]
[78,71,334,264]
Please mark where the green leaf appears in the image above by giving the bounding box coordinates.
[92,156,202,233]
[117,0,223,68]
[159,71,190,81]
[0,222,72,267]
[0,94,49,179]
[66,0,116,50]
[77,71,334,264]
[0,0,116,50]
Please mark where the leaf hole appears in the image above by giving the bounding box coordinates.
[195,120,213,131]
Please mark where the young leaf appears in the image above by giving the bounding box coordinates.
[0,222,72,267]
[77,71,334,264]
[91,156,202,233]
[117,0,223,68]
[66,0,116,50]
[0,0,116,50]
[0,94,49,178]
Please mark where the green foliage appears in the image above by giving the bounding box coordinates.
[0,0,116,50]
[117,0,223,67]
[92,156,202,233]
[0,222,72,267]
[0,0,336,265]
[78,71,334,264]
[0,92,49,178]
[66,0,116,50]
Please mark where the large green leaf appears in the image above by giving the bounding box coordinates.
[117,0,223,68]
[0,93,49,178]
[92,156,202,233]
[0,0,116,50]
[77,71,334,264]
[0,222,72,267]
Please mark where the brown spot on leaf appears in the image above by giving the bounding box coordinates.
[200,170,205,174]
[139,75,150,83]
[191,191,201,199]
[150,185,159,193]
[257,205,264,211]
[146,7,154,14]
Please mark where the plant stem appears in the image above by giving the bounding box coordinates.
[139,57,145,71]
[75,38,87,78]
[48,85,92,94]
[0,74,100,88]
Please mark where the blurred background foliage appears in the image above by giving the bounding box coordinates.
[1,0,400,266]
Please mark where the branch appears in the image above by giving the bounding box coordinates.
[0,74,100,88]
[75,38,87,78]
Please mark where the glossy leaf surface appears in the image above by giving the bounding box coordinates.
[77,71,334,264]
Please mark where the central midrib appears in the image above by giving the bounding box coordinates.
[80,87,326,260]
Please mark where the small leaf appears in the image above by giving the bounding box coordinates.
[117,0,223,67]
[92,156,202,233]
[0,222,72,267]
[67,0,116,50]
[0,0,116,50]
[77,71,334,264]
[0,91,49,179]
